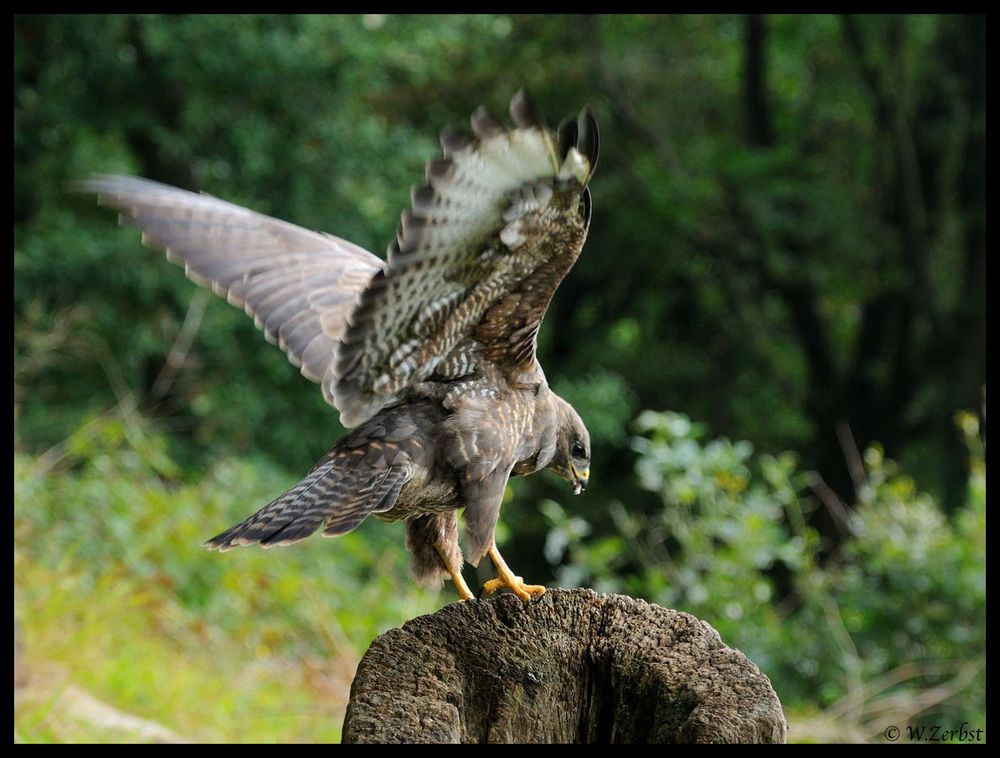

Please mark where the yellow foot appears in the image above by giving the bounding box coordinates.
[481,541,546,601]
[435,545,475,601]
[481,575,546,601]
[452,574,475,601]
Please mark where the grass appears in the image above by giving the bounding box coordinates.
[14,411,443,743]
[14,407,985,743]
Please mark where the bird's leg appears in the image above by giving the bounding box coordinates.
[481,541,546,601]
[435,545,475,601]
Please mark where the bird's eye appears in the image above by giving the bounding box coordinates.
[571,440,586,459]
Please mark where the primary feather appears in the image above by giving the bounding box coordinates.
[79,174,382,392]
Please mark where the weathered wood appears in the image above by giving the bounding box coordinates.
[343,588,786,744]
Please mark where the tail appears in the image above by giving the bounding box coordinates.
[205,451,409,551]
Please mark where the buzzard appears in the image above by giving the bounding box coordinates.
[81,90,597,601]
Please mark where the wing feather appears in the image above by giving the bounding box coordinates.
[80,90,599,431]
[78,175,383,397]
[334,90,599,427]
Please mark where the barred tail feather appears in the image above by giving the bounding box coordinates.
[204,458,409,551]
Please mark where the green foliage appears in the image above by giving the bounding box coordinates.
[544,409,985,737]
[14,15,984,503]
[15,410,440,742]
[14,14,984,743]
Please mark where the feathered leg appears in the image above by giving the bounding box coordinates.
[461,469,545,601]
[406,512,473,600]
[436,545,474,601]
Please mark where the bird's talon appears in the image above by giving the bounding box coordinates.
[481,576,546,601]
[480,577,508,597]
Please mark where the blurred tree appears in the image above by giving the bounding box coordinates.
[543,408,985,731]
[555,14,986,551]
[15,14,984,569]
[14,16,986,741]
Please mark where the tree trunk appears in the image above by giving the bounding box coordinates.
[342,589,786,744]
[743,14,773,147]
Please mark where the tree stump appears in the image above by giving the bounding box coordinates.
[343,589,786,743]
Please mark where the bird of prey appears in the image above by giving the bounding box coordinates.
[81,90,597,601]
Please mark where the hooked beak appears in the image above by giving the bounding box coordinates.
[570,463,590,495]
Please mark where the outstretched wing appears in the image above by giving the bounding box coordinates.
[81,90,598,430]
[78,175,383,406]
[333,90,599,427]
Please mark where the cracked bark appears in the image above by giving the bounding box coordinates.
[342,589,786,744]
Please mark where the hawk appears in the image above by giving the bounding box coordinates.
[81,90,597,601]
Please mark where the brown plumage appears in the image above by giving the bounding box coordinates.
[80,89,597,600]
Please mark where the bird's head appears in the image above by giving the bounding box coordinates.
[547,395,591,495]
